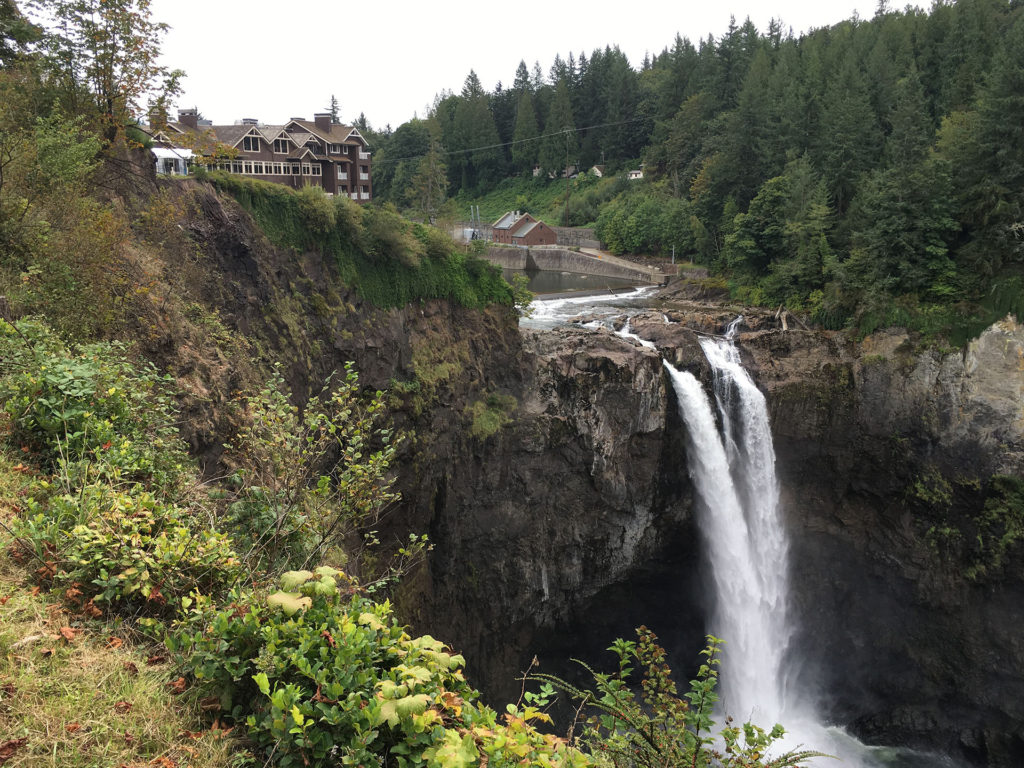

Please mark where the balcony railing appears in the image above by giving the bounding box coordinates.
[359,173,369,181]
[350,193,358,200]
[359,151,370,160]
[360,192,370,199]
[338,172,348,180]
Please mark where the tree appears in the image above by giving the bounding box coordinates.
[510,89,538,175]
[539,78,577,176]
[326,94,340,123]
[33,0,183,141]
[0,0,39,66]
[411,123,448,223]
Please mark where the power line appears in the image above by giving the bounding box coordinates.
[370,115,647,167]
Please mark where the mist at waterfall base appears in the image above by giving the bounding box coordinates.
[526,293,963,768]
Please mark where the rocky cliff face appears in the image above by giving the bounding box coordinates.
[625,309,1024,766]
[411,326,706,704]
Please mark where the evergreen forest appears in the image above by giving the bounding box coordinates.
[369,0,1024,340]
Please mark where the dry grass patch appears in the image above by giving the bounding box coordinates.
[0,454,239,768]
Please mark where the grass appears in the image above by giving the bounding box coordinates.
[453,175,587,225]
[0,450,238,768]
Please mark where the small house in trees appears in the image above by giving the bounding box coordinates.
[492,211,557,247]
[627,168,644,180]
[149,108,372,200]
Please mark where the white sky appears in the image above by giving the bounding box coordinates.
[150,0,905,133]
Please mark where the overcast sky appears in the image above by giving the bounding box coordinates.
[149,0,910,133]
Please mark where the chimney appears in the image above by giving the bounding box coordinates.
[177,108,199,130]
[314,112,331,132]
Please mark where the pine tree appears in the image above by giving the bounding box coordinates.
[325,94,340,123]
[412,123,448,223]
[511,89,539,175]
[539,78,577,176]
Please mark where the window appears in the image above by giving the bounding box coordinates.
[243,162,253,174]
[329,143,342,154]
[341,145,349,155]
[273,163,283,175]
[253,161,264,174]
[311,165,321,176]
[273,138,290,153]
[231,161,243,173]
[302,163,312,175]
[242,135,260,152]
[290,163,300,175]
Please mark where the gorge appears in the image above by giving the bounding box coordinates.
[82,177,1024,767]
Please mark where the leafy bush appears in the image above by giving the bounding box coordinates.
[225,363,404,575]
[171,569,589,768]
[296,184,337,234]
[532,629,825,768]
[56,483,239,616]
[1,319,238,618]
[0,320,189,488]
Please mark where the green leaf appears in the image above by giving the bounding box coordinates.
[267,591,312,616]
[254,672,270,695]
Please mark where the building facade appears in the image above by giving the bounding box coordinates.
[492,211,557,246]
[152,109,372,201]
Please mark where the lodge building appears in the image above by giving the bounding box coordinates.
[152,108,372,201]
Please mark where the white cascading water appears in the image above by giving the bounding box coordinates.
[663,319,961,768]
[695,318,791,721]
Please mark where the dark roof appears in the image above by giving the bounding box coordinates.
[289,120,366,146]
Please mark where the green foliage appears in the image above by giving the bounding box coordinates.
[207,172,513,311]
[34,0,183,142]
[595,192,693,256]
[225,363,403,575]
[171,570,590,768]
[58,483,239,616]
[510,272,534,317]
[466,393,517,440]
[0,318,239,618]
[0,319,188,487]
[928,474,1024,582]
[295,184,336,234]
[531,630,825,768]
[528,630,823,768]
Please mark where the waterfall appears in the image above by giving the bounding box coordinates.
[665,321,957,768]
[662,352,787,724]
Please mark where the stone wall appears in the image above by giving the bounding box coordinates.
[482,246,657,283]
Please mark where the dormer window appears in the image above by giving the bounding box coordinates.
[273,138,290,153]
[242,135,260,152]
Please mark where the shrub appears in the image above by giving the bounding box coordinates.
[57,483,239,617]
[171,569,590,768]
[295,184,337,234]
[225,363,403,574]
[532,629,826,768]
[0,320,189,489]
